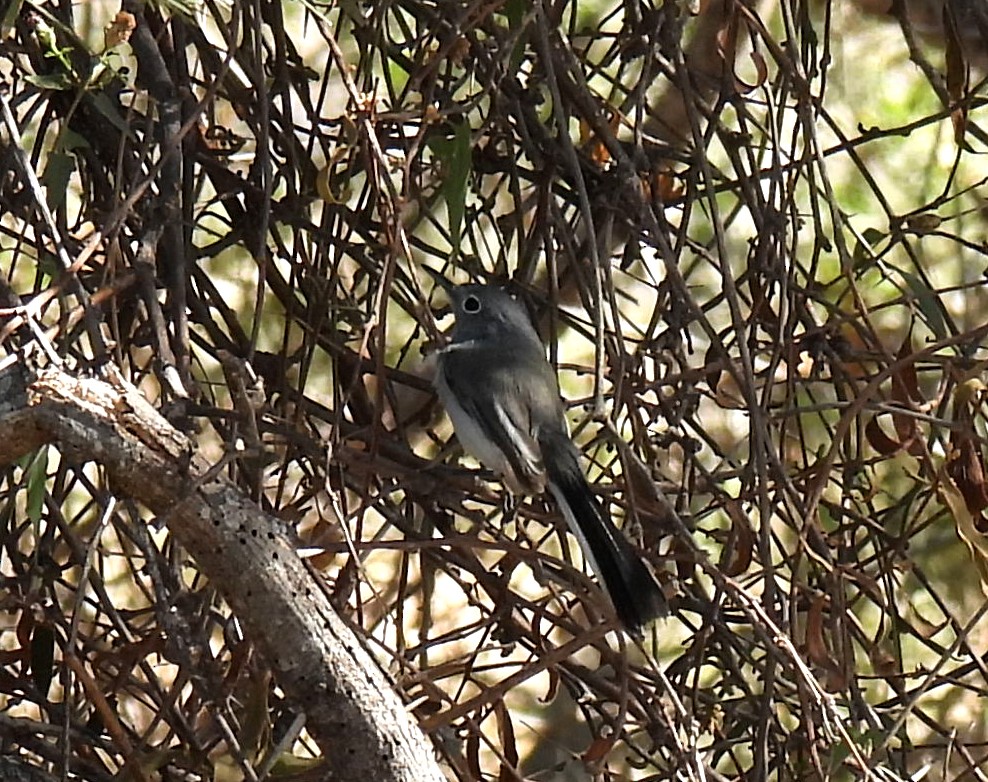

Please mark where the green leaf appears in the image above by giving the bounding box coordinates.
[88,92,132,135]
[502,0,528,68]
[37,250,61,279]
[269,753,326,775]
[851,226,886,271]
[899,270,948,340]
[504,0,527,28]
[441,120,471,249]
[26,446,49,524]
[60,128,91,152]
[42,152,75,211]
[23,72,74,91]
[147,0,200,20]
[1,0,24,38]
[386,57,410,97]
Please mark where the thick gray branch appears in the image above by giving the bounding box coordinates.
[0,361,446,782]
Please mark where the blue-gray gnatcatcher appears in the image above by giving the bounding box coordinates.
[426,269,666,634]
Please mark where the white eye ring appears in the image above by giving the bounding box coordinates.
[462,295,481,313]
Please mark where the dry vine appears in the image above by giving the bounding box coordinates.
[2,0,988,780]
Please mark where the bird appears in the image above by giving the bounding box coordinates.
[426,269,666,635]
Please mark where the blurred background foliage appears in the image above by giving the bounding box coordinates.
[2,0,988,779]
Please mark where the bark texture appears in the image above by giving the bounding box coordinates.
[0,361,446,782]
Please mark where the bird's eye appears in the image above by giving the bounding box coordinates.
[462,295,481,314]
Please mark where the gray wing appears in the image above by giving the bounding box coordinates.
[438,343,564,494]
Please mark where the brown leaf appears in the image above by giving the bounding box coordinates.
[715,7,738,68]
[673,535,694,583]
[804,597,846,691]
[865,415,903,456]
[833,323,873,380]
[495,701,518,779]
[804,597,830,668]
[750,278,779,330]
[905,599,943,639]
[15,610,33,653]
[621,445,673,541]
[717,11,767,94]
[580,112,621,169]
[714,365,747,409]
[937,466,988,597]
[890,334,921,452]
[539,665,560,703]
[943,0,969,143]
[948,380,988,513]
[656,169,684,201]
[947,434,988,513]
[466,720,482,780]
[904,213,943,234]
[104,11,136,49]
[582,735,616,764]
[891,334,920,403]
[449,35,470,65]
[748,50,769,89]
[719,500,754,576]
[867,641,898,677]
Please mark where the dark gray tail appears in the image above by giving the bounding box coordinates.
[540,429,666,634]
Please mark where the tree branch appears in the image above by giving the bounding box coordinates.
[0,360,445,782]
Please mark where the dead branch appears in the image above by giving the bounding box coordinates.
[0,359,446,782]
